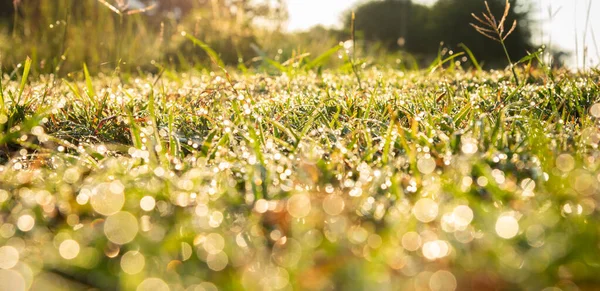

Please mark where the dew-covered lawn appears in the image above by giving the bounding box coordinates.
[0,69,599,290]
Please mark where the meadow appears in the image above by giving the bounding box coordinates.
[1,1,600,290]
[1,53,600,290]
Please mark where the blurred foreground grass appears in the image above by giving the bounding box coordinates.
[0,65,600,291]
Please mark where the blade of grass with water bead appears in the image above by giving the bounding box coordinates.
[266,117,299,146]
[429,52,465,73]
[454,103,472,128]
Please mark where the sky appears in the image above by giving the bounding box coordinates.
[286,0,600,68]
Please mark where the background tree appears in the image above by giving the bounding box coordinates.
[431,0,533,67]
[347,0,534,68]
[1,0,288,73]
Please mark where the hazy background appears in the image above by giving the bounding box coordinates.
[287,0,600,68]
[2,0,597,73]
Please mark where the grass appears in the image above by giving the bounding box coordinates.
[0,55,599,290]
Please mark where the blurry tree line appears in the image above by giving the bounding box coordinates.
[0,0,538,74]
[0,0,288,74]
[347,0,534,68]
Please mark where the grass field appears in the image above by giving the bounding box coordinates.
[1,58,600,290]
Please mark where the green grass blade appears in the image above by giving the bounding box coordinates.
[183,32,225,68]
[304,44,343,71]
[62,79,83,100]
[17,57,32,103]
[429,52,465,73]
[83,63,96,99]
[458,43,482,71]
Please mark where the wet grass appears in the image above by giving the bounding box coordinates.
[0,65,600,290]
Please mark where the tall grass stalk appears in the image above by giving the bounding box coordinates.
[470,0,520,85]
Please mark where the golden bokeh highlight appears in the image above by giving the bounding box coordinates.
[90,183,125,216]
[417,157,436,174]
[137,278,170,291]
[0,246,19,269]
[590,103,600,118]
[422,240,450,260]
[287,194,311,218]
[556,154,575,173]
[495,215,519,239]
[16,214,35,232]
[121,251,145,274]
[206,251,228,271]
[452,205,473,227]
[429,270,457,291]
[413,198,439,223]
[402,232,422,251]
[0,269,26,291]
[322,194,345,216]
[104,211,139,244]
[140,196,156,212]
[203,233,225,254]
[59,239,80,260]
